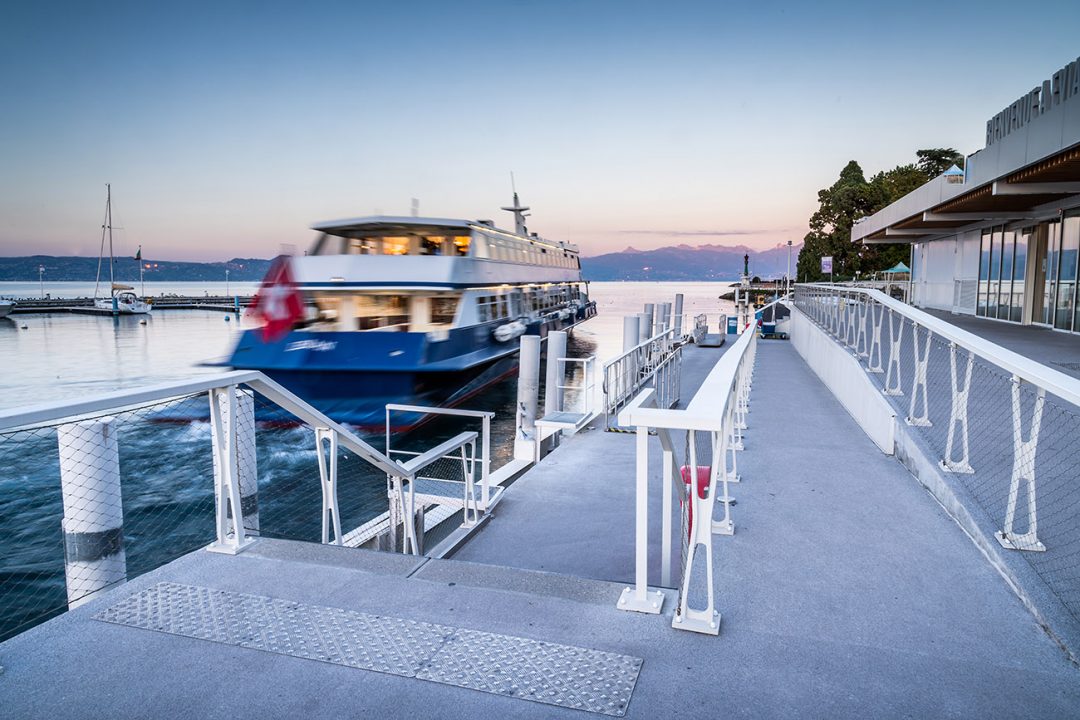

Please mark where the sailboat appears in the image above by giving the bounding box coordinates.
[94,184,151,315]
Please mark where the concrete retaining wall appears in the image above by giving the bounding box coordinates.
[789,306,896,454]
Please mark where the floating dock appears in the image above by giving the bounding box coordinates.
[6,295,255,314]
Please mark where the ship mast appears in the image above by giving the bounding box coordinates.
[500,173,530,236]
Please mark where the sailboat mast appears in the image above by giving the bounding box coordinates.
[93,185,109,300]
[107,184,114,292]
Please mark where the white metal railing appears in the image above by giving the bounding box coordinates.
[602,327,682,431]
[795,284,1080,557]
[0,371,477,564]
[384,404,500,555]
[615,320,760,635]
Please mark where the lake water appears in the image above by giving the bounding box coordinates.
[0,280,737,640]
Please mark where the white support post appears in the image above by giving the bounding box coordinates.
[622,315,640,353]
[643,304,655,339]
[712,423,734,536]
[316,427,343,546]
[673,431,720,635]
[514,335,541,461]
[883,311,905,396]
[57,417,126,608]
[545,330,568,417]
[618,425,664,614]
[846,296,857,348]
[211,388,258,537]
[997,378,1047,552]
[941,344,975,474]
[856,299,869,357]
[867,302,885,373]
[905,324,932,427]
[637,312,650,344]
[480,414,491,510]
[207,386,256,554]
[674,294,684,337]
[657,429,675,588]
[461,440,480,527]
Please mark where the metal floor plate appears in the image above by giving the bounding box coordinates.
[95,582,642,716]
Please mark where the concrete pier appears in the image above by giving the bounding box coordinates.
[2,342,1078,719]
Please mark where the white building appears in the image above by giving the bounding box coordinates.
[853,55,1080,333]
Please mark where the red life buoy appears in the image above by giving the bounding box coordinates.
[680,465,710,537]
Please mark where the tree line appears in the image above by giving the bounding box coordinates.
[796,148,964,282]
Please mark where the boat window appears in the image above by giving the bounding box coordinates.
[451,235,470,256]
[431,297,458,324]
[420,236,444,255]
[348,238,379,255]
[383,236,410,256]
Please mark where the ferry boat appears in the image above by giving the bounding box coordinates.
[228,194,597,428]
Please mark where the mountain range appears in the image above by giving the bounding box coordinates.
[579,242,801,281]
[0,242,802,283]
[0,255,272,283]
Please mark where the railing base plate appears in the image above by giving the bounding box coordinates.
[617,587,664,614]
[940,460,974,474]
[672,609,720,636]
[206,537,259,555]
[996,531,1046,552]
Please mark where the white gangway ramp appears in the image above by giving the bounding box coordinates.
[616,317,760,635]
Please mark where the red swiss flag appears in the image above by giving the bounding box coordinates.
[248,256,305,342]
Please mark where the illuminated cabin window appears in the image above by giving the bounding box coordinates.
[383,236,410,255]
[452,236,470,255]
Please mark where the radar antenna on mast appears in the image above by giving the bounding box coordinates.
[501,172,530,236]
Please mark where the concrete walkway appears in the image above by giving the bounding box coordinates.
[2,340,1078,719]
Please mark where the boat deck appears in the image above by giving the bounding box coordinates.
[1,343,1078,718]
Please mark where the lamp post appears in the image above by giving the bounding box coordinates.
[225,268,230,297]
[785,240,792,297]
[38,265,45,298]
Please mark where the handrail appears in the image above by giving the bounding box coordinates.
[0,369,412,479]
[800,283,1080,408]
[615,319,759,633]
[0,370,264,432]
[401,431,478,474]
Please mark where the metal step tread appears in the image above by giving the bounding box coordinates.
[95,582,642,716]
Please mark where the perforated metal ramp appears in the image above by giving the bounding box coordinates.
[95,582,642,716]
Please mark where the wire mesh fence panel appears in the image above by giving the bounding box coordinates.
[0,392,216,642]
[795,287,1080,626]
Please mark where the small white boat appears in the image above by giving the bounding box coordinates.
[94,285,151,314]
[93,185,151,315]
[0,300,15,318]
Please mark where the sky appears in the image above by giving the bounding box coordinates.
[2,1,1080,261]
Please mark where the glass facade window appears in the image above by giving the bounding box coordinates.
[1011,230,1029,322]
[1044,222,1061,325]
[977,232,990,317]
[986,228,1002,318]
[997,230,1014,320]
[1056,213,1079,331]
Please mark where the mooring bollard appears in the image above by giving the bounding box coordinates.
[545,330,568,417]
[212,388,259,536]
[674,294,685,337]
[57,417,126,609]
[658,302,672,333]
[623,315,640,353]
[515,335,541,460]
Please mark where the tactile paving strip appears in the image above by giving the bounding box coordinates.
[95,582,642,716]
